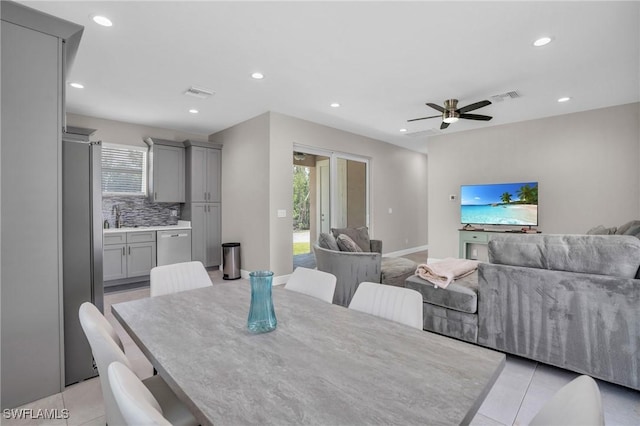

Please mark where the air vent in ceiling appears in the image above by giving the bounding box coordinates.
[184,86,215,99]
[490,90,520,103]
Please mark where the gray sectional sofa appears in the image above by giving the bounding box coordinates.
[407,234,640,391]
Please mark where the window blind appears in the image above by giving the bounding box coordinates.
[102,145,147,194]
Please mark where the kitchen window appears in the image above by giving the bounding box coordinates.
[101,144,147,195]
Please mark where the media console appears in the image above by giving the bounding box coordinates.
[459,229,540,260]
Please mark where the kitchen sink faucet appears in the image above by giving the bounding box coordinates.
[112,205,123,228]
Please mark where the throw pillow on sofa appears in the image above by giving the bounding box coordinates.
[586,225,617,235]
[616,220,640,236]
[336,234,363,252]
[318,232,340,251]
[331,226,370,252]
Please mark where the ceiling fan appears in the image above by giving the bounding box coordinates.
[408,99,492,130]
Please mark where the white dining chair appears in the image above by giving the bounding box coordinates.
[150,261,212,297]
[108,361,172,426]
[348,282,423,329]
[528,375,604,426]
[79,302,197,426]
[284,266,337,303]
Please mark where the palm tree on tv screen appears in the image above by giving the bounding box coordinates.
[517,184,538,204]
[500,192,512,204]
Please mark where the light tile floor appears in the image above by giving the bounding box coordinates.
[6,268,639,425]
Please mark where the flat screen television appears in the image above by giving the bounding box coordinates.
[460,181,538,226]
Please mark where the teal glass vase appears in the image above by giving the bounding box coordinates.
[247,270,277,334]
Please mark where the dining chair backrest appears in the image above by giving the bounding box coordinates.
[528,375,604,426]
[108,362,172,426]
[150,261,212,297]
[284,267,337,303]
[79,302,132,426]
[348,282,423,329]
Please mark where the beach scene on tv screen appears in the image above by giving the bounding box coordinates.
[461,182,538,226]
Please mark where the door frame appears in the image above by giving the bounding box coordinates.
[292,144,371,233]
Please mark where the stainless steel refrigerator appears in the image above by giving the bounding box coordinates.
[62,128,103,385]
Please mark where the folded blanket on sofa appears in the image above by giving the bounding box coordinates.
[415,258,479,289]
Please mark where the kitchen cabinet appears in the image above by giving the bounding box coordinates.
[185,203,221,267]
[127,242,157,277]
[144,138,185,203]
[183,140,222,268]
[185,141,221,203]
[103,244,127,280]
[104,231,157,283]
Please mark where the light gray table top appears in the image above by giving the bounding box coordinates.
[112,282,505,426]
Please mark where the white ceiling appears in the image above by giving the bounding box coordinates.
[21,1,640,153]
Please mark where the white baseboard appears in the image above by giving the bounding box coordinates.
[383,244,429,258]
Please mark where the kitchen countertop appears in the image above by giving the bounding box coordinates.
[104,220,191,233]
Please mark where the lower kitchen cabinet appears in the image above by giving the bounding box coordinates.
[103,231,157,283]
[186,203,221,267]
[103,244,127,281]
[126,242,157,278]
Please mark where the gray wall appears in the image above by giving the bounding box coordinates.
[213,112,429,277]
[211,113,272,272]
[427,102,640,258]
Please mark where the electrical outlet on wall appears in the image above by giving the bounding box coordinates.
[170,209,178,217]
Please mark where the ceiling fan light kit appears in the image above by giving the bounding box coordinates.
[408,98,492,130]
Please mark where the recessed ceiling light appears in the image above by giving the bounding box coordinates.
[399,128,408,133]
[189,109,199,114]
[533,36,552,47]
[330,103,341,108]
[69,82,84,89]
[91,15,113,27]
[557,97,571,103]
[251,72,264,80]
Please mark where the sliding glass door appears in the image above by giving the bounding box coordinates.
[292,145,369,262]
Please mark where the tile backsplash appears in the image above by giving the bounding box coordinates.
[102,195,181,228]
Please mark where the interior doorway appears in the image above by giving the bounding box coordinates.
[292,146,370,270]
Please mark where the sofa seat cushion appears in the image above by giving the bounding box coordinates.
[405,272,478,314]
[488,234,640,278]
[380,257,417,287]
[422,303,478,343]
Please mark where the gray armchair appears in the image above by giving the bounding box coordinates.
[313,240,382,306]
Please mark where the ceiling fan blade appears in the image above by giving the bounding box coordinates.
[457,100,491,113]
[407,115,441,122]
[440,121,450,130]
[459,113,492,121]
[426,103,445,113]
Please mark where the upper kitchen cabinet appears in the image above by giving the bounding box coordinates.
[144,137,185,203]
[185,140,222,203]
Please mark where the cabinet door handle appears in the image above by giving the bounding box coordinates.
[122,247,125,256]
[128,246,131,255]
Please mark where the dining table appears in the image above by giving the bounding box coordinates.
[112,281,505,425]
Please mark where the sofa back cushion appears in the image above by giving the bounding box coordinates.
[488,234,640,278]
[331,227,371,252]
